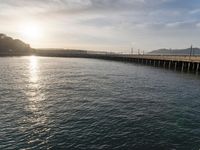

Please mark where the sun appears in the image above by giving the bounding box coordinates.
[19,22,43,41]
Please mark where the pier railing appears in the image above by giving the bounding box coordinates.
[123,55,200,63]
[84,53,200,73]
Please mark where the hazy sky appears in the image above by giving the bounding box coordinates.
[1,0,200,52]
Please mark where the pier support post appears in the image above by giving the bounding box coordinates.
[164,61,166,68]
[169,61,171,69]
[192,63,195,70]
[187,62,191,72]
[175,62,177,71]
[181,62,184,72]
[196,63,199,73]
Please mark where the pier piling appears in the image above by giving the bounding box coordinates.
[67,52,200,74]
[197,63,199,73]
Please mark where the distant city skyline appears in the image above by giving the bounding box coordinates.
[1,0,200,52]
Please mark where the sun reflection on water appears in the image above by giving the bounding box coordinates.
[18,56,50,147]
[28,55,40,113]
[27,56,49,132]
[29,55,38,83]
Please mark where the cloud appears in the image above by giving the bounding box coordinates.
[166,21,186,27]
[189,9,200,14]
[1,0,200,51]
[196,23,200,28]
[0,0,176,16]
[165,21,196,28]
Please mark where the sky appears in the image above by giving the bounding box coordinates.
[1,0,200,52]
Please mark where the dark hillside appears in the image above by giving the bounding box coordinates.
[0,33,32,55]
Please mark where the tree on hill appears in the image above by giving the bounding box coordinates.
[0,33,32,54]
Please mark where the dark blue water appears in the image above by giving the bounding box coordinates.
[0,56,200,150]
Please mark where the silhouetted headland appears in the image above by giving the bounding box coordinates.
[0,34,33,56]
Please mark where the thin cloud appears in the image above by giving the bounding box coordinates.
[1,0,200,51]
[165,21,197,28]
[189,9,200,14]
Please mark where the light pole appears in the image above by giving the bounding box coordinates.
[189,45,193,56]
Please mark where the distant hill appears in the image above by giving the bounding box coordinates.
[149,48,200,55]
[0,33,32,55]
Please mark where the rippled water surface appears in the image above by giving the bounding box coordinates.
[1,56,200,150]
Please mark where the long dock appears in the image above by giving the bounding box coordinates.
[82,53,200,73]
[2,50,200,73]
[33,50,200,73]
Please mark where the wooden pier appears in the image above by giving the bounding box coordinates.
[18,49,200,74]
[82,53,200,73]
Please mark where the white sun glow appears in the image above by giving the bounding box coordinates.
[19,22,43,41]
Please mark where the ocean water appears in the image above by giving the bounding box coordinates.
[0,56,200,150]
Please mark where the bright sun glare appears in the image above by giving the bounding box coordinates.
[20,22,42,41]
[29,55,38,83]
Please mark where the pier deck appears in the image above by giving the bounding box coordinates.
[84,53,200,73]
[126,55,200,63]
[2,50,199,73]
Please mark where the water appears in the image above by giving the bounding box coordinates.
[0,56,200,150]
